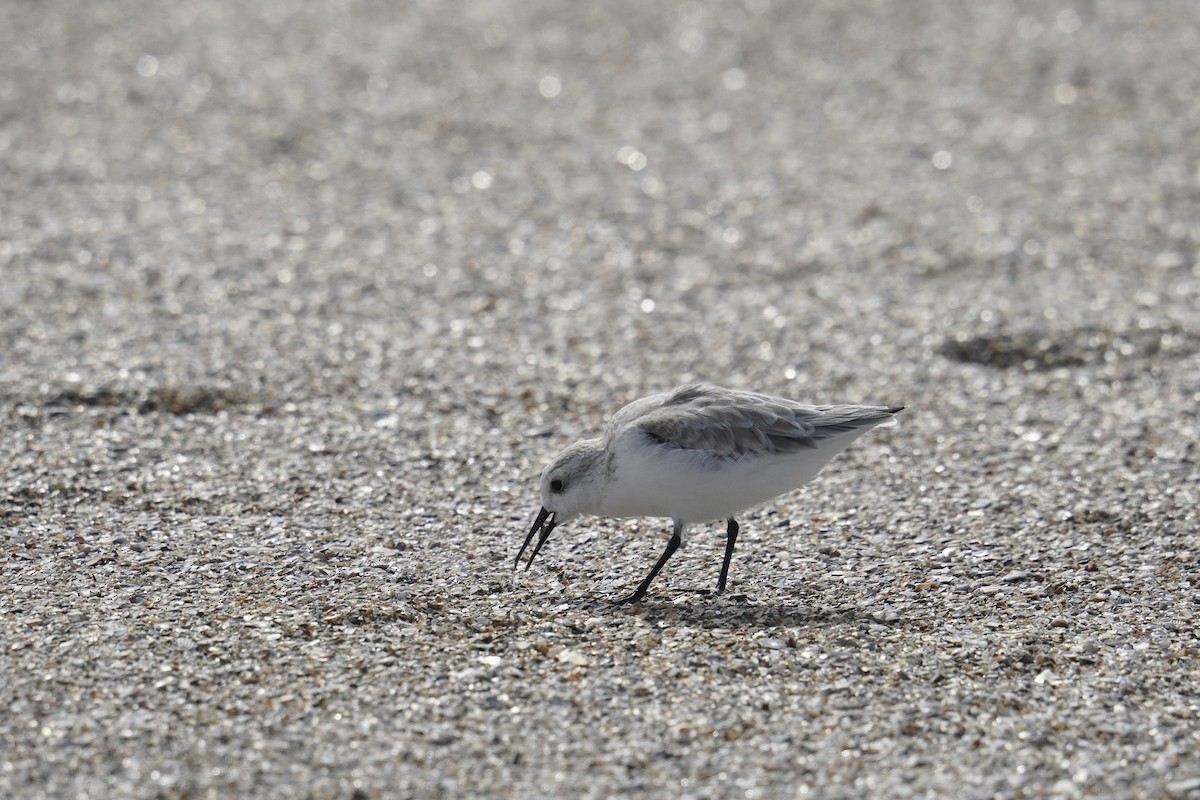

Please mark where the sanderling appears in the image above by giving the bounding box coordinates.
[517,383,904,603]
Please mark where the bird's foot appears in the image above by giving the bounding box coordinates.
[612,589,648,605]
[672,584,731,597]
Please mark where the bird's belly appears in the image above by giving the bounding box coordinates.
[601,436,863,522]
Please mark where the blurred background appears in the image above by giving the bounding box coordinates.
[5,1,1197,402]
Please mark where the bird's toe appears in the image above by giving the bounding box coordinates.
[612,589,647,605]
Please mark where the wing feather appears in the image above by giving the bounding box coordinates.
[611,384,902,460]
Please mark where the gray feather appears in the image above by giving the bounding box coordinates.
[605,383,902,460]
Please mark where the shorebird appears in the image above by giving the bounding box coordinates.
[517,384,903,603]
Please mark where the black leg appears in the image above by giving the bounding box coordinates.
[716,518,739,595]
[615,520,683,604]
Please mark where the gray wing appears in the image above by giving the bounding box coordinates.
[610,384,902,459]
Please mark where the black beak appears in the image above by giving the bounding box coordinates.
[515,507,558,571]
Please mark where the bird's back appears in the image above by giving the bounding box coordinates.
[606,384,902,460]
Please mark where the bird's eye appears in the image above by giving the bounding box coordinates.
[550,479,564,493]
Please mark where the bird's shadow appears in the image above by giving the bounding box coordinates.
[576,592,866,630]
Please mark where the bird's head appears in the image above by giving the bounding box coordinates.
[515,439,604,570]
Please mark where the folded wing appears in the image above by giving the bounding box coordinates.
[620,384,902,460]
